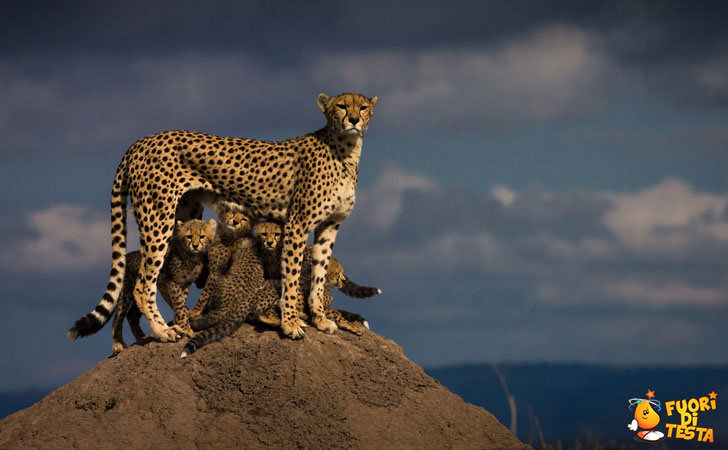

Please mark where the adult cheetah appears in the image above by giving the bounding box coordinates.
[96,92,377,342]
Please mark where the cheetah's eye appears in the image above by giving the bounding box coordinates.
[186,235,193,240]
[274,233,281,237]
[336,104,347,110]
[360,105,368,111]
[199,235,206,240]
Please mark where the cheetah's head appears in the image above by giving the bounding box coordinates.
[217,202,253,236]
[175,219,216,253]
[253,221,283,252]
[318,92,377,136]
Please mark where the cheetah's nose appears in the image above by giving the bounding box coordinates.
[349,117,359,125]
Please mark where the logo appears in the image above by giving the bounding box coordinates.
[627,390,664,442]
[627,389,718,444]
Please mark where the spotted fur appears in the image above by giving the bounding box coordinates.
[187,204,255,323]
[180,229,281,357]
[254,221,381,298]
[97,93,376,342]
[253,221,377,335]
[68,219,216,355]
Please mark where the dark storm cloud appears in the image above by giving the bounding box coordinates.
[2,0,728,160]
[4,0,726,62]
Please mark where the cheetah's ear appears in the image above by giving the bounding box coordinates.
[207,218,217,231]
[370,96,378,106]
[317,93,331,112]
[175,219,183,227]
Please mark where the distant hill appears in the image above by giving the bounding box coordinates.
[426,363,728,449]
[0,325,527,449]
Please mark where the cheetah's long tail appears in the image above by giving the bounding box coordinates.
[338,275,381,299]
[181,305,250,358]
[68,158,129,340]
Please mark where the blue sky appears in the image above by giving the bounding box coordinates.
[1,0,727,391]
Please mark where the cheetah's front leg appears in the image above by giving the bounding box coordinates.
[308,221,340,334]
[132,271,183,342]
[279,221,308,339]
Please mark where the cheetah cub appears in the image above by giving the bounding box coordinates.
[253,221,379,334]
[68,219,216,355]
[181,227,282,358]
[254,221,381,298]
[188,200,253,291]
[186,202,256,328]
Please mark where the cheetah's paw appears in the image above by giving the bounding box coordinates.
[314,317,338,334]
[282,323,306,340]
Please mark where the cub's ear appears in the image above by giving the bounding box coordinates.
[369,96,378,106]
[317,93,331,112]
[215,201,230,214]
[176,219,183,227]
[207,218,217,231]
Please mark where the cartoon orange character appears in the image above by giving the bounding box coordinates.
[628,390,665,442]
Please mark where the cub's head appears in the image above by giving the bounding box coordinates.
[317,92,377,136]
[175,219,216,253]
[253,221,283,251]
[217,202,253,235]
[325,258,346,288]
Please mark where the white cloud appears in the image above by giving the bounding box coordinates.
[348,170,728,310]
[0,204,139,273]
[491,185,517,207]
[311,25,614,128]
[605,178,728,251]
[537,276,727,308]
[604,279,726,307]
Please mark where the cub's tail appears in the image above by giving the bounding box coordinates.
[338,275,381,299]
[181,306,250,358]
[68,158,129,340]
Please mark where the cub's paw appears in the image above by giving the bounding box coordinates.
[151,324,182,342]
[188,309,202,319]
[338,321,364,336]
[313,317,338,334]
[112,341,126,356]
[178,326,195,338]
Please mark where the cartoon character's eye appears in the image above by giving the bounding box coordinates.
[336,104,347,110]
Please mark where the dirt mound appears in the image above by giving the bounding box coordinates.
[0,324,529,449]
